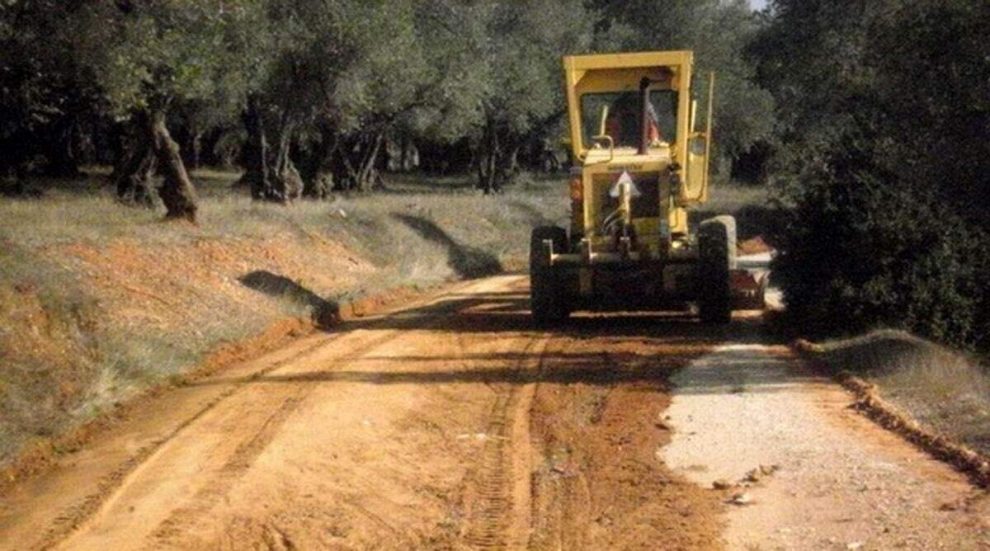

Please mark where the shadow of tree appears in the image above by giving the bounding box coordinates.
[392,213,502,278]
[238,270,340,328]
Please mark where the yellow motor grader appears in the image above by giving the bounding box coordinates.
[530,50,764,323]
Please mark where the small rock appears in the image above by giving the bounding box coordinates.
[846,542,865,550]
[742,464,780,483]
[729,492,752,505]
[712,479,733,490]
[938,500,962,512]
[744,469,763,483]
[761,464,781,476]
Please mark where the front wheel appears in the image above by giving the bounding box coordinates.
[697,216,736,324]
[530,226,569,324]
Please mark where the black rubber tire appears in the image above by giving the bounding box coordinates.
[697,216,736,325]
[530,226,569,324]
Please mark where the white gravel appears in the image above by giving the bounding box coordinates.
[662,344,990,550]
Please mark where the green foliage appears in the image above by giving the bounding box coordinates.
[77,1,267,117]
[2,0,773,188]
[774,134,988,347]
[760,0,990,349]
[0,1,98,174]
[482,0,593,136]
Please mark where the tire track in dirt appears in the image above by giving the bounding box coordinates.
[53,329,408,550]
[37,335,337,551]
[153,317,475,551]
[461,336,551,549]
[147,328,419,547]
[44,283,485,550]
[526,333,725,550]
[4,276,732,550]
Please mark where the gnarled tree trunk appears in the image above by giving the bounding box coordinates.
[271,119,303,200]
[335,131,385,192]
[238,95,271,200]
[113,113,157,207]
[238,96,302,203]
[303,122,336,199]
[149,110,198,222]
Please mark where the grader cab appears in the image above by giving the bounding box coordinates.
[530,50,764,323]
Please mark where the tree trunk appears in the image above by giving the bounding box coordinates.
[238,97,302,203]
[149,110,198,222]
[336,132,385,192]
[113,114,157,207]
[271,120,303,201]
[303,123,336,199]
[475,120,522,194]
[356,132,385,192]
[238,96,272,199]
[476,123,499,194]
[184,129,202,171]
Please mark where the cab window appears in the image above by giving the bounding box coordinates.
[580,90,678,150]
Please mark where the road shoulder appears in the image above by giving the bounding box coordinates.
[662,343,990,550]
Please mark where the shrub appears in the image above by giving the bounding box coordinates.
[774,136,990,348]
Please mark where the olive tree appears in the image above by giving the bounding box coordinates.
[77,0,266,220]
[472,0,594,193]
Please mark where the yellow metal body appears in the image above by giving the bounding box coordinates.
[562,51,713,260]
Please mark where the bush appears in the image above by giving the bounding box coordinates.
[774,137,990,348]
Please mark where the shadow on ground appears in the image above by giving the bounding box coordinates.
[392,213,502,278]
[225,272,795,393]
[238,270,341,327]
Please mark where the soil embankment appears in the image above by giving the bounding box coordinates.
[0,183,565,480]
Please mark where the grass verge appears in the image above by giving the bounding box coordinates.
[795,330,990,487]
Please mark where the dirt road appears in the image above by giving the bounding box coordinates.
[0,275,986,550]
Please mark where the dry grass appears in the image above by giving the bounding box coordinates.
[815,330,990,456]
[0,169,567,468]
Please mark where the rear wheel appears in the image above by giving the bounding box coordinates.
[697,216,736,324]
[530,226,569,324]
